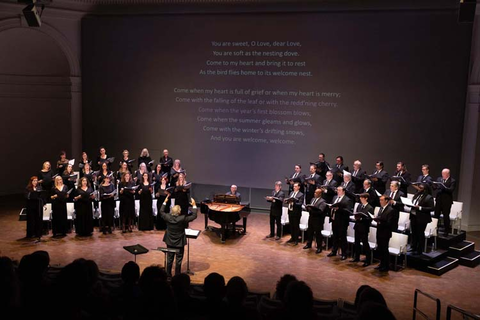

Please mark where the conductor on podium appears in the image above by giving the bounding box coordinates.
[160,195,198,277]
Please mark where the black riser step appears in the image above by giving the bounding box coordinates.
[448,241,475,258]
[437,231,466,250]
[407,250,449,270]
[426,257,459,276]
[459,251,480,268]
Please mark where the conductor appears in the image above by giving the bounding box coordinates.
[160,195,198,277]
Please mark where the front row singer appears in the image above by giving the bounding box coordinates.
[159,194,198,277]
[285,182,304,245]
[265,181,285,240]
[303,188,327,254]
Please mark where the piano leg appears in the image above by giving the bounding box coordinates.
[221,223,226,243]
[242,217,247,234]
[204,213,208,230]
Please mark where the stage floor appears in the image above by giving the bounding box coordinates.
[1,195,479,319]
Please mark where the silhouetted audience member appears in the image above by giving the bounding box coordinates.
[357,301,396,320]
[137,265,175,319]
[115,261,141,320]
[273,274,298,301]
[18,251,51,318]
[171,273,204,319]
[226,276,262,320]
[0,257,20,313]
[53,258,110,320]
[203,272,228,319]
[268,280,319,320]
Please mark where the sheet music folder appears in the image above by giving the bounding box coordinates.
[185,228,201,239]
[123,244,149,256]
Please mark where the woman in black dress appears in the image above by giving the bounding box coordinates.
[38,161,53,201]
[51,176,68,236]
[134,163,149,185]
[120,149,135,171]
[138,172,154,231]
[82,162,95,187]
[170,159,185,186]
[117,161,131,183]
[155,174,170,230]
[119,172,136,233]
[62,164,77,201]
[99,175,115,234]
[73,177,94,236]
[173,173,190,215]
[25,176,44,239]
[97,162,112,186]
[56,151,69,175]
[78,152,91,175]
[96,146,109,170]
[138,148,153,172]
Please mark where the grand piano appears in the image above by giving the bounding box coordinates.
[200,194,251,243]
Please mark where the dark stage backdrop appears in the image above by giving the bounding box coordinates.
[82,8,471,196]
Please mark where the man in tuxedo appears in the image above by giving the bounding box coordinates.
[159,149,173,175]
[160,196,198,277]
[351,160,367,193]
[409,184,435,254]
[374,195,398,272]
[385,181,404,215]
[303,188,328,253]
[433,168,456,235]
[370,161,389,195]
[327,186,353,260]
[391,161,411,196]
[226,185,242,202]
[285,182,304,245]
[361,179,379,208]
[331,156,349,184]
[304,164,321,204]
[265,181,285,240]
[286,164,304,194]
[314,153,330,182]
[351,193,374,266]
[414,164,434,195]
[341,172,357,200]
[321,171,338,204]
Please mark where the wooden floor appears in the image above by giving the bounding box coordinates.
[1,195,479,320]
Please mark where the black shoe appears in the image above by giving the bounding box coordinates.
[379,267,389,272]
[350,258,360,263]
[266,234,275,238]
[374,265,382,270]
[362,262,371,267]
[315,248,322,254]
[327,252,337,257]
[341,256,347,261]
[286,238,295,243]
[103,231,107,235]
[275,236,281,240]
[303,244,312,249]
[293,242,298,246]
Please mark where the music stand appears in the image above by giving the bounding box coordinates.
[123,244,149,263]
[156,247,180,269]
[185,228,201,275]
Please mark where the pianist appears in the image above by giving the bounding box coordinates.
[226,185,242,202]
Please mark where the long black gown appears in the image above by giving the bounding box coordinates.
[25,187,44,238]
[119,181,136,231]
[100,184,115,232]
[38,170,53,201]
[138,183,154,231]
[75,187,94,236]
[155,183,170,230]
[173,186,190,215]
[52,185,68,235]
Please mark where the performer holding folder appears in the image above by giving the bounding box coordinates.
[303,188,327,253]
[351,193,374,266]
[284,182,303,245]
[99,175,116,234]
[265,181,285,240]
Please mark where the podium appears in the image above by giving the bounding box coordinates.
[185,228,201,275]
[123,244,149,262]
[156,247,180,269]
